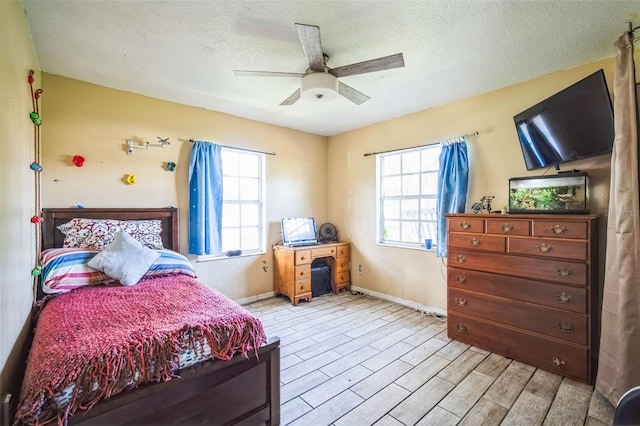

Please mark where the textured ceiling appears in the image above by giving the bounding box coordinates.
[22,0,640,137]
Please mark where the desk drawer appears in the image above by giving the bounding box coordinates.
[336,258,350,272]
[295,265,311,280]
[447,267,587,314]
[312,246,337,257]
[449,249,588,286]
[295,250,311,265]
[336,245,350,258]
[336,270,350,284]
[295,279,311,295]
[448,233,505,252]
[448,288,588,345]
[448,312,589,382]
[508,237,587,261]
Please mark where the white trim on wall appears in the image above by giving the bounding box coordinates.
[235,291,275,306]
[350,285,447,318]
[234,287,447,319]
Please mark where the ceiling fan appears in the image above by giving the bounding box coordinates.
[234,23,405,106]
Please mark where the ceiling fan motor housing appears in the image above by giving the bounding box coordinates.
[301,72,338,102]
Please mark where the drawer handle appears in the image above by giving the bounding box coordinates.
[456,323,467,332]
[455,274,467,284]
[556,268,573,278]
[300,256,306,261]
[469,238,481,247]
[459,222,471,230]
[552,356,566,369]
[455,255,466,263]
[556,293,572,304]
[537,243,552,253]
[456,297,467,307]
[550,225,567,235]
[501,223,514,233]
[300,271,306,276]
[556,321,574,332]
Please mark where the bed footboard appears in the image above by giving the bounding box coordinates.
[67,337,280,425]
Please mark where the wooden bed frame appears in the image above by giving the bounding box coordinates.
[26,208,281,425]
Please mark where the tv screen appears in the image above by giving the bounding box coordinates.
[514,69,614,171]
[281,217,317,246]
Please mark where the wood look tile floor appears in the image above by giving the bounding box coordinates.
[244,292,615,426]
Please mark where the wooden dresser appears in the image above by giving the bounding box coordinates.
[445,213,600,383]
[273,242,350,306]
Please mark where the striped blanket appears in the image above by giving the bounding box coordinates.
[15,275,266,426]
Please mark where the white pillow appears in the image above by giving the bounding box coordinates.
[88,231,160,286]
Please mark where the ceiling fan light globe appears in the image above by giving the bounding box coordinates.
[300,72,339,102]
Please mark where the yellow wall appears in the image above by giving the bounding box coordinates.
[40,74,329,300]
[328,57,622,312]
[4,3,635,409]
[0,0,40,405]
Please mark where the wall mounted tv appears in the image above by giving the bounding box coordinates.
[513,69,614,171]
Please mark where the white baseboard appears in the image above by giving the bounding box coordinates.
[235,291,275,306]
[350,285,447,317]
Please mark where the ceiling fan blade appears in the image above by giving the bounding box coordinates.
[280,89,301,106]
[338,82,370,105]
[329,53,405,78]
[295,23,325,72]
[234,70,305,78]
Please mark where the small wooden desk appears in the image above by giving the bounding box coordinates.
[273,242,350,305]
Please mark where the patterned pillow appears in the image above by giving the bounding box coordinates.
[57,218,164,250]
[143,249,197,279]
[41,248,115,294]
[121,220,164,250]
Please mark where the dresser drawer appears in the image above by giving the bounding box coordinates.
[448,288,588,345]
[295,250,311,265]
[295,279,311,295]
[448,267,587,314]
[448,233,505,252]
[449,249,588,286]
[532,220,588,239]
[448,217,484,233]
[336,244,350,258]
[486,218,531,236]
[448,312,589,382]
[508,237,587,261]
[295,265,311,280]
[336,258,350,272]
[312,246,337,257]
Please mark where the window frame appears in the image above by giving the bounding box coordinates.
[196,147,266,262]
[376,143,441,250]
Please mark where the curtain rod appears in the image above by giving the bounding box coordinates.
[189,139,276,156]
[363,131,479,157]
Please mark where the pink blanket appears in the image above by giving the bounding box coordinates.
[15,275,266,425]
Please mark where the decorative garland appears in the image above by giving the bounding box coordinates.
[28,70,43,300]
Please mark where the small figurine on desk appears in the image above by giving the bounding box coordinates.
[471,196,495,214]
[481,196,495,213]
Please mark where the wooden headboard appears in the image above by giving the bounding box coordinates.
[42,208,179,251]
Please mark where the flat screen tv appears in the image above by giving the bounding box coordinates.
[514,69,614,171]
[281,217,318,247]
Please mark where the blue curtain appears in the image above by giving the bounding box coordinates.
[188,141,223,255]
[436,140,469,258]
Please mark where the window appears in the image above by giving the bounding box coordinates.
[377,144,441,248]
[220,148,265,255]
